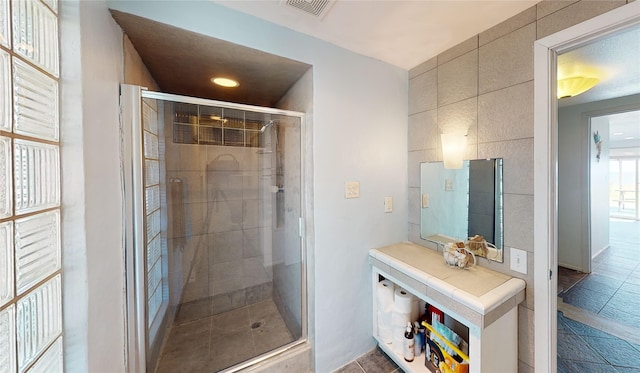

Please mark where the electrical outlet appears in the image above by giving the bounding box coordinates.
[345,181,360,199]
[384,196,393,212]
[510,247,527,274]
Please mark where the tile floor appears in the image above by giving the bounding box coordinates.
[557,311,640,372]
[156,299,294,373]
[560,219,640,329]
[557,266,588,295]
[557,218,640,372]
[333,347,400,373]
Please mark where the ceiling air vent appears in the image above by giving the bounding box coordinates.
[281,0,336,19]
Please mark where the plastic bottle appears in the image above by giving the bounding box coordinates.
[420,303,431,324]
[418,324,427,354]
[413,321,423,357]
[403,322,415,362]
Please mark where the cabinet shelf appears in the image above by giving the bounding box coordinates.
[370,242,525,373]
[375,336,432,373]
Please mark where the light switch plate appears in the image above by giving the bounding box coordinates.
[345,181,360,199]
[384,196,393,212]
[421,194,429,208]
[510,247,527,274]
[445,178,455,191]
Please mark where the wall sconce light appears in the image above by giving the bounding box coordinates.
[441,133,467,169]
[557,76,599,99]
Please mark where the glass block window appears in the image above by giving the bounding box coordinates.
[26,337,62,373]
[14,211,61,295]
[0,1,62,372]
[13,140,60,214]
[0,2,10,49]
[11,0,59,77]
[0,136,12,218]
[172,103,266,147]
[142,99,168,332]
[0,51,10,132]
[0,305,16,372]
[16,275,62,371]
[12,59,59,141]
[0,222,14,307]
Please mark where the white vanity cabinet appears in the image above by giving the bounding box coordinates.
[370,242,526,373]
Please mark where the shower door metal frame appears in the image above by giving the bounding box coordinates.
[121,85,309,372]
[121,84,147,373]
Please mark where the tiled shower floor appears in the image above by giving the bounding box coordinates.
[156,299,294,373]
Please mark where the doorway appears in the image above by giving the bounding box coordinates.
[554,32,640,370]
[558,108,640,331]
[533,2,640,372]
[557,107,640,288]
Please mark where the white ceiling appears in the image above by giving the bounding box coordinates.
[114,1,640,113]
[557,24,640,156]
[211,0,639,154]
[558,24,640,107]
[214,1,639,103]
[213,0,539,70]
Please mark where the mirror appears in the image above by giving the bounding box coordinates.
[420,158,504,262]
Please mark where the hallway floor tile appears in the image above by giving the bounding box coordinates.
[557,312,640,372]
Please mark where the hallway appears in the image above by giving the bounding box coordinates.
[560,219,640,327]
[557,311,640,372]
[557,218,640,371]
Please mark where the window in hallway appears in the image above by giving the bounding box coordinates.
[610,157,640,220]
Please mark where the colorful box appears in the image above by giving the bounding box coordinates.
[422,322,469,373]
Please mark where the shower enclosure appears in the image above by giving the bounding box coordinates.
[120,85,307,372]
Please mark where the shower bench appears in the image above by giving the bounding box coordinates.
[369,241,526,373]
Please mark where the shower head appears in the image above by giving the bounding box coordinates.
[259,120,275,133]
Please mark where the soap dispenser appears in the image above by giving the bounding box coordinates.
[403,322,415,362]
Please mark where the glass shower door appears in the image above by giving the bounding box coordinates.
[121,85,307,373]
[120,86,170,372]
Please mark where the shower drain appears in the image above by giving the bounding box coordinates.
[251,321,262,329]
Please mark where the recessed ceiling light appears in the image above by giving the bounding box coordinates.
[624,136,634,140]
[211,77,239,88]
[613,132,624,135]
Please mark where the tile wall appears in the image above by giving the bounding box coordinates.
[406,1,630,371]
[165,126,273,309]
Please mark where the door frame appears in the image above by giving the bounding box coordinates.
[533,2,640,372]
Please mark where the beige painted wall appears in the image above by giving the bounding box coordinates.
[60,0,126,371]
[406,1,629,371]
[123,35,160,91]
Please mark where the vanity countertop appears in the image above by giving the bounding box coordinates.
[370,242,525,327]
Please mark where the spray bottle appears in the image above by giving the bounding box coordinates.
[403,321,415,362]
[413,321,423,357]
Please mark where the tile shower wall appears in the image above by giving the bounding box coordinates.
[165,128,273,317]
[406,1,629,371]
